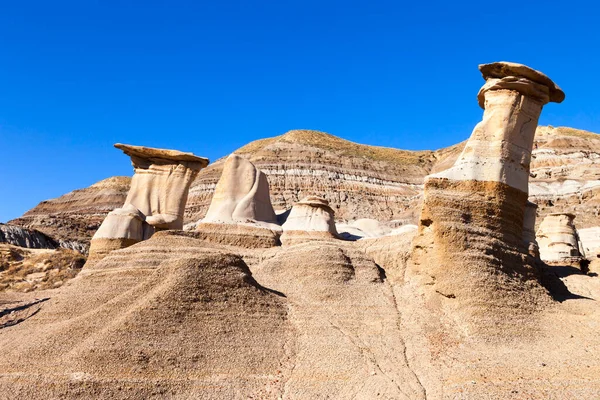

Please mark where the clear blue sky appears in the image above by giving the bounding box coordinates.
[1,1,598,223]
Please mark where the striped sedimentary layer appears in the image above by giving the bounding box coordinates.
[185,129,462,224]
[10,126,600,247]
[0,232,292,398]
[410,178,549,335]
[529,126,600,229]
[10,176,131,250]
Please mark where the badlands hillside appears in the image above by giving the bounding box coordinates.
[1,58,600,400]
[9,125,600,250]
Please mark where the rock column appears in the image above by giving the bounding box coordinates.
[409,62,565,333]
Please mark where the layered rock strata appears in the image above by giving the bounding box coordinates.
[0,223,59,250]
[0,223,85,253]
[536,213,584,265]
[88,144,208,263]
[529,126,600,228]
[185,129,464,224]
[13,125,599,250]
[280,196,339,245]
[410,62,565,333]
[9,176,131,251]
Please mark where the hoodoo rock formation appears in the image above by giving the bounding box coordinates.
[280,196,339,245]
[410,62,565,333]
[12,126,600,249]
[195,154,281,248]
[201,154,277,225]
[185,129,464,225]
[88,144,208,262]
[536,213,584,265]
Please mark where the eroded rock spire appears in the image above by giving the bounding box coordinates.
[409,62,564,335]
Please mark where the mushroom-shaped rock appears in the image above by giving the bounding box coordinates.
[409,62,564,332]
[281,196,338,245]
[88,144,208,263]
[537,213,584,265]
[430,62,564,194]
[201,154,277,225]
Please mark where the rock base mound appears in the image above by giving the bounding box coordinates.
[0,233,291,399]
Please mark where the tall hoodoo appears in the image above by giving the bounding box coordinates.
[410,62,564,333]
[88,144,208,262]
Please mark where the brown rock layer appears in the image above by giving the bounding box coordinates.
[10,177,131,250]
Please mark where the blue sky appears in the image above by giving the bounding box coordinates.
[1,1,598,223]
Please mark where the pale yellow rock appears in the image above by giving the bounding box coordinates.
[281,196,338,245]
[430,62,564,193]
[117,143,208,230]
[89,144,208,263]
[537,213,584,264]
[282,196,338,234]
[91,204,145,241]
[202,154,277,225]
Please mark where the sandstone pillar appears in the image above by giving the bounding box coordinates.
[88,144,208,263]
[409,62,564,333]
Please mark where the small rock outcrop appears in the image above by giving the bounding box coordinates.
[281,196,338,245]
[88,144,208,262]
[0,223,59,249]
[410,62,564,333]
[523,201,540,258]
[537,213,584,264]
[578,226,600,260]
